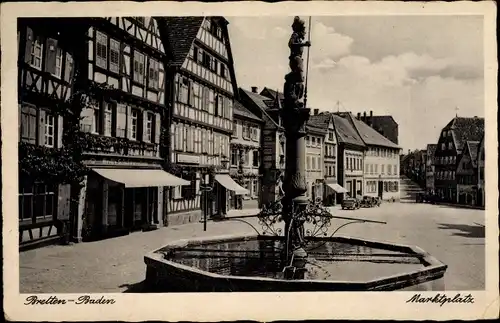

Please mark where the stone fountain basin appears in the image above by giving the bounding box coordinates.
[143,233,447,292]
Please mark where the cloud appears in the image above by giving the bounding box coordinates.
[228,17,484,151]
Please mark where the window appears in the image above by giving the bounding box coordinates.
[133,51,145,84]
[307,156,311,170]
[388,165,392,175]
[244,150,249,165]
[145,113,154,142]
[148,58,159,89]
[115,104,127,138]
[231,149,238,166]
[52,47,63,78]
[252,151,259,167]
[103,103,113,137]
[44,114,55,147]
[381,164,385,174]
[202,52,211,69]
[178,77,189,104]
[312,137,316,146]
[220,64,227,78]
[441,143,446,150]
[312,157,316,170]
[192,82,202,109]
[131,109,139,140]
[20,105,37,144]
[328,131,334,141]
[384,182,388,192]
[375,164,378,173]
[109,39,120,73]
[30,35,44,69]
[448,142,453,150]
[242,124,250,139]
[96,31,108,69]
[19,181,56,223]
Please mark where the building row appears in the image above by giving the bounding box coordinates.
[17,16,402,250]
[401,116,485,207]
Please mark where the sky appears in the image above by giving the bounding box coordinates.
[227,16,484,152]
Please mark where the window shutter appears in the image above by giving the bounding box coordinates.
[140,110,147,141]
[154,113,161,143]
[25,27,33,63]
[126,105,132,139]
[45,38,58,74]
[57,116,63,148]
[111,102,117,137]
[38,110,46,146]
[64,53,73,82]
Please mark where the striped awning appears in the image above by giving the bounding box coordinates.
[92,168,190,188]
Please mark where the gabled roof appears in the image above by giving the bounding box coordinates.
[331,114,365,147]
[467,141,480,167]
[307,125,327,135]
[233,100,262,123]
[161,17,205,67]
[307,113,332,129]
[446,117,485,152]
[260,87,284,101]
[369,115,398,126]
[337,112,400,149]
[239,88,281,129]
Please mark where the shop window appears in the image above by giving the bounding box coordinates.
[19,180,56,224]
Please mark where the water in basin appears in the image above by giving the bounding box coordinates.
[159,238,425,282]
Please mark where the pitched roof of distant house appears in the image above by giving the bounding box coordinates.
[307,124,327,135]
[445,117,485,153]
[233,100,262,122]
[426,144,437,158]
[307,113,332,129]
[161,17,205,67]
[331,114,366,147]
[239,88,281,129]
[467,141,480,167]
[337,112,400,149]
[260,87,284,101]
[370,115,398,126]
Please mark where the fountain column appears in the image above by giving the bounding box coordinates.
[281,16,311,275]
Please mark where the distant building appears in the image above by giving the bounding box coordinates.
[434,116,484,203]
[229,100,263,209]
[239,87,286,206]
[346,113,401,201]
[308,112,339,206]
[456,141,479,205]
[332,113,366,200]
[477,135,485,207]
[305,116,326,201]
[426,144,437,192]
[356,111,399,145]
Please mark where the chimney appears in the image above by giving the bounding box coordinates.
[357,112,361,119]
[314,109,319,115]
[251,86,258,93]
[370,110,373,117]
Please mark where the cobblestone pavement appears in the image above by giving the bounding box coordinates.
[19,202,485,293]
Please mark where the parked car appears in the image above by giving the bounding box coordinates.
[342,197,360,210]
[360,196,373,208]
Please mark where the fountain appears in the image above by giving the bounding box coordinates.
[143,16,447,292]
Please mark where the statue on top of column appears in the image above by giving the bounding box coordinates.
[284,16,311,111]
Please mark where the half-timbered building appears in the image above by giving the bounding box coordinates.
[75,17,189,241]
[159,17,238,224]
[17,19,77,249]
[239,87,286,206]
[229,100,261,209]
